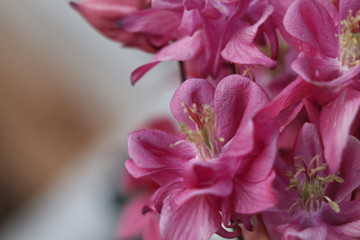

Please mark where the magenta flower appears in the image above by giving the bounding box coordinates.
[281,0,360,88]
[262,123,360,239]
[71,0,180,52]
[130,0,278,84]
[126,75,278,239]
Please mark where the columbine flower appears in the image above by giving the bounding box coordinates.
[130,0,277,84]
[282,0,360,88]
[71,0,179,52]
[262,123,360,239]
[126,75,278,239]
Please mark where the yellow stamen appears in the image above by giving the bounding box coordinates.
[339,10,360,68]
[175,103,223,161]
[287,155,343,213]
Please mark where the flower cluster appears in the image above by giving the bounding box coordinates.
[72,0,360,239]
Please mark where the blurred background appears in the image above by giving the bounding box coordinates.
[0,1,180,239]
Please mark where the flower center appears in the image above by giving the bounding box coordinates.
[338,10,360,68]
[178,103,224,161]
[286,155,344,213]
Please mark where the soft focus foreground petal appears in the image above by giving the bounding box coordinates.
[283,224,328,240]
[323,201,360,238]
[179,9,202,36]
[160,195,221,240]
[242,215,271,240]
[255,77,312,129]
[215,75,269,142]
[151,0,184,9]
[283,0,338,58]
[293,123,323,164]
[117,194,152,239]
[171,78,215,130]
[329,136,360,202]
[262,211,292,240]
[320,89,360,173]
[128,129,195,169]
[233,171,277,214]
[143,213,161,240]
[131,31,203,84]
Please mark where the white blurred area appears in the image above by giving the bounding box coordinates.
[0,1,179,239]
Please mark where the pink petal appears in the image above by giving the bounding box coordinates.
[255,77,313,129]
[117,194,152,239]
[283,0,338,58]
[121,8,181,36]
[128,129,195,169]
[222,120,255,160]
[293,123,323,164]
[70,0,156,52]
[131,31,203,84]
[320,89,360,173]
[152,0,184,9]
[323,200,360,238]
[283,224,328,240]
[125,159,185,185]
[222,2,277,68]
[291,54,342,84]
[160,195,221,240]
[340,0,360,20]
[238,120,279,183]
[175,161,233,204]
[143,213,161,240]
[329,136,360,202]
[170,78,215,130]
[233,171,277,214]
[214,74,269,142]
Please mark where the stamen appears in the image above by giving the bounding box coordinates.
[338,10,360,68]
[287,155,343,213]
[176,103,223,160]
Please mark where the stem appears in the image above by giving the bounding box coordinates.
[178,61,186,82]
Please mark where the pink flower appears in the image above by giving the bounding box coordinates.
[262,123,360,239]
[281,0,360,88]
[130,0,278,84]
[117,117,178,240]
[71,0,176,52]
[126,75,278,239]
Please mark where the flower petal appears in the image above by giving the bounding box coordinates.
[233,171,277,214]
[283,0,338,58]
[215,74,269,142]
[160,195,221,240]
[320,89,360,173]
[170,78,215,130]
[222,2,276,68]
[293,123,323,164]
[329,136,360,202]
[128,129,195,169]
[255,77,312,129]
[121,8,181,37]
[131,31,203,84]
[340,0,360,20]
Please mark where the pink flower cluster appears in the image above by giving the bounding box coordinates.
[72,0,360,239]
